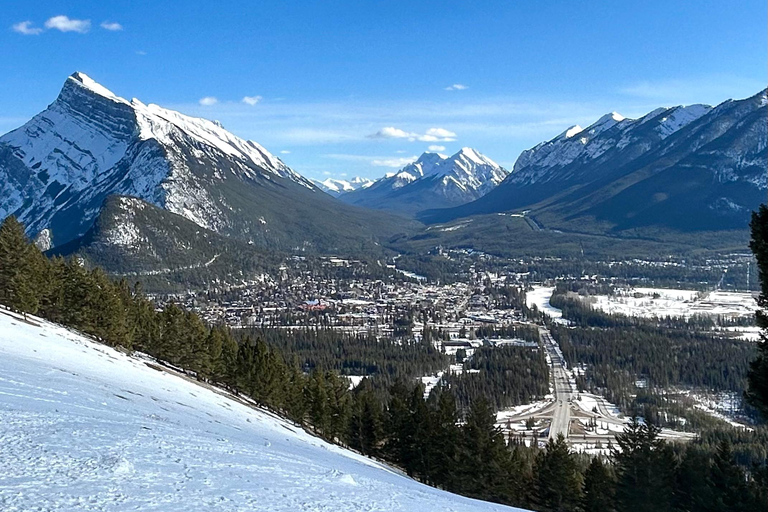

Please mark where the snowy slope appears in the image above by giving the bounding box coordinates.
[0,309,524,512]
[0,72,411,256]
[421,90,767,231]
[313,176,374,197]
[0,73,309,246]
[340,148,508,214]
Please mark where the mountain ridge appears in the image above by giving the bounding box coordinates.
[0,72,416,255]
[419,90,767,232]
[340,148,508,215]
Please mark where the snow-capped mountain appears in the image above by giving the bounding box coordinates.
[0,309,524,512]
[421,90,767,232]
[0,73,410,254]
[340,148,508,215]
[313,176,374,197]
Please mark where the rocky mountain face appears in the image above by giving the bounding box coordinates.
[313,176,374,197]
[420,90,767,232]
[0,73,412,255]
[340,148,508,215]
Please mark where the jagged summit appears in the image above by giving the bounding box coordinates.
[313,176,374,197]
[68,71,121,99]
[420,90,767,231]
[339,148,508,215]
[0,73,411,254]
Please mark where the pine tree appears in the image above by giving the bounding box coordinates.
[747,205,768,418]
[458,397,514,503]
[612,417,675,512]
[427,389,460,489]
[307,370,330,434]
[582,456,614,512]
[707,440,751,512]
[0,216,40,317]
[533,434,582,512]
[674,446,712,512]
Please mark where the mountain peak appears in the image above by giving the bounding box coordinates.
[594,111,625,125]
[555,125,584,140]
[67,72,122,101]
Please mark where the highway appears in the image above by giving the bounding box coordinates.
[540,327,574,439]
[497,325,697,446]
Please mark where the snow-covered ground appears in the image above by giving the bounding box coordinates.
[586,287,758,320]
[0,309,525,512]
[525,286,567,323]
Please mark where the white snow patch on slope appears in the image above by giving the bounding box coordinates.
[0,309,524,512]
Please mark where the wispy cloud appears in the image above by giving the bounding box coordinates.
[280,150,291,154]
[445,84,468,91]
[12,21,43,35]
[242,95,263,106]
[619,76,765,105]
[372,156,418,168]
[428,145,446,152]
[324,153,417,169]
[45,15,91,33]
[368,126,456,142]
[100,21,123,31]
[198,96,218,106]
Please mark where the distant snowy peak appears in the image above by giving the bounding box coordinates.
[389,148,507,192]
[338,148,508,214]
[314,176,374,196]
[511,102,713,177]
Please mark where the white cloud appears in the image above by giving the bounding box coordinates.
[445,84,468,91]
[100,21,123,31]
[369,126,412,139]
[136,50,147,56]
[420,127,456,141]
[371,156,418,168]
[368,126,456,142]
[45,15,91,33]
[280,150,291,154]
[428,145,446,152]
[12,21,43,35]
[242,95,263,106]
[198,96,218,106]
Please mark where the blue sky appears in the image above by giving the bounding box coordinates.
[2,1,766,180]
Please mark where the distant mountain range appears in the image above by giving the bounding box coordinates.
[339,148,508,215]
[420,90,767,232]
[1,73,764,281]
[313,176,374,197]
[0,73,414,263]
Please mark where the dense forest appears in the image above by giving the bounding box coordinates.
[444,346,549,412]
[1,215,766,511]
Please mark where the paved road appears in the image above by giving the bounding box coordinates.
[540,327,574,440]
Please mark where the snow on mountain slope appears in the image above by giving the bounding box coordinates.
[0,72,311,247]
[340,148,508,214]
[509,104,712,186]
[313,176,374,196]
[0,309,524,512]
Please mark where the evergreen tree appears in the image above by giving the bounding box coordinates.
[674,446,713,512]
[612,417,675,512]
[0,216,40,317]
[457,397,514,503]
[582,456,614,512]
[707,440,751,512]
[533,434,582,512]
[747,205,768,418]
[427,389,460,489]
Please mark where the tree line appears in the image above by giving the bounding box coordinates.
[1,215,766,511]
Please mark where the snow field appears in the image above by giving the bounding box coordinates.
[0,309,524,512]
